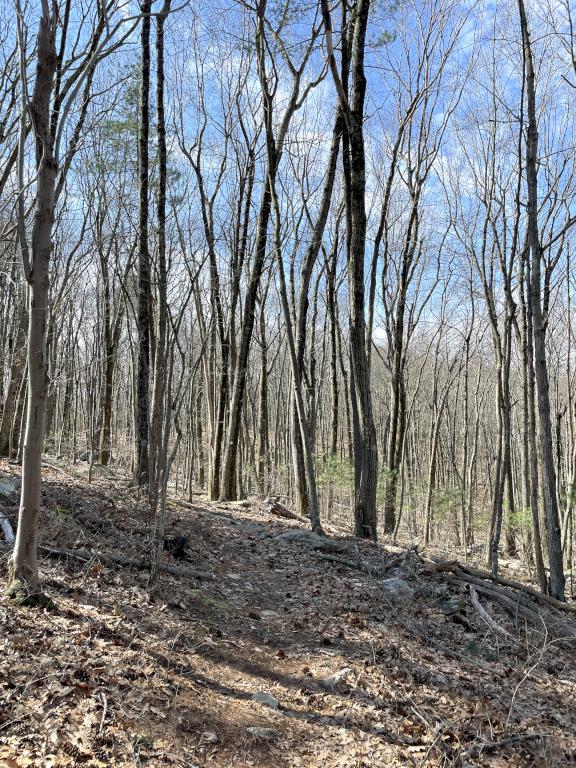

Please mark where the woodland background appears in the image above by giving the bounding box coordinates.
[1,0,576,602]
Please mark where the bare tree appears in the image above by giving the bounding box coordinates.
[7,0,137,602]
[321,0,378,539]
[518,0,565,600]
[135,0,152,487]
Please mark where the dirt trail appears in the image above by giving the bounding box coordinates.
[0,462,575,766]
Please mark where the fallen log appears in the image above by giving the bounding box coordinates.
[466,580,567,633]
[264,498,307,522]
[0,542,213,581]
[422,555,576,637]
[457,561,576,615]
[310,550,387,577]
[468,584,516,642]
[422,555,576,614]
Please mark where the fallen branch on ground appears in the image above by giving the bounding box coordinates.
[0,542,212,580]
[310,550,387,577]
[465,733,543,757]
[264,499,307,522]
[468,584,516,642]
[421,555,576,637]
[457,561,576,615]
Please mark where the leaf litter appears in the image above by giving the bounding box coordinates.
[0,460,575,767]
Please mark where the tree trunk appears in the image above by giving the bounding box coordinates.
[220,177,273,500]
[322,0,378,538]
[518,0,565,600]
[150,0,170,512]
[135,0,152,487]
[0,300,27,457]
[8,5,58,601]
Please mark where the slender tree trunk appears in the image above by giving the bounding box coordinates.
[0,300,27,457]
[221,0,313,500]
[424,390,450,544]
[459,335,471,549]
[322,0,378,538]
[518,0,564,599]
[519,251,547,589]
[7,5,58,600]
[256,299,269,495]
[150,0,170,510]
[220,176,273,500]
[272,178,323,532]
[196,388,205,487]
[135,0,152,487]
[290,109,342,517]
[150,0,171,584]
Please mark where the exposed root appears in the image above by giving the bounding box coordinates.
[5,566,54,608]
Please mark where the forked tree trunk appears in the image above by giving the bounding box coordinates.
[290,109,342,518]
[220,0,318,501]
[518,0,564,600]
[342,0,379,539]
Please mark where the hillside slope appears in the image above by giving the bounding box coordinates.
[0,461,575,767]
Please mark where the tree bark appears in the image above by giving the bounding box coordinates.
[135,0,152,487]
[322,0,378,538]
[518,0,565,600]
[0,300,27,457]
[7,4,58,600]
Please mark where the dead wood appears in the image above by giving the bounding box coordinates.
[451,560,576,615]
[264,498,307,522]
[468,584,517,642]
[39,546,213,580]
[310,550,387,577]
[0,542,213,580]
[466,733,544,757]
[422,554,576,637]
[423,554,575,612]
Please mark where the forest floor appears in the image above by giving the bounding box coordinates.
[0,460,576,767]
